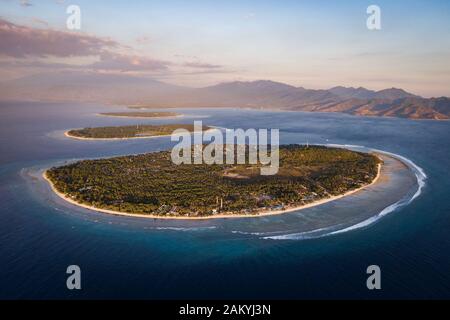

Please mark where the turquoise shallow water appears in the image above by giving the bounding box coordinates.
[0,101,450,299]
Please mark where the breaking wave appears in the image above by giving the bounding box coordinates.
[262,146,427,240]
[153,226,217,232]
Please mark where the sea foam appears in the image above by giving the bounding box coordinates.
[263,145,427,240]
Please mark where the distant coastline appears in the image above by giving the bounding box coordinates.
[64,125,217,141]
[97,111,183,119]
[64,130,175,141]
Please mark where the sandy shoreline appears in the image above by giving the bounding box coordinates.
[64,128,219,141]
[42,158,382,220]
[64,130,176,141]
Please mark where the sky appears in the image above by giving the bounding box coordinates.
[1,0,449,97]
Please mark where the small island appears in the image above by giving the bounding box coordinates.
[98,111,180,118]
[44,145,381,219]
[65,124,210,140]
[128,105,172,110]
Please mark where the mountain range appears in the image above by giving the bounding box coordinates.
[1,71,449,120]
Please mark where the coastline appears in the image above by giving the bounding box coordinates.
[42,158,382,220]
[119,105,450,121]
[64,128,219,141]
[96,113,184,119]
[64,130,176,141]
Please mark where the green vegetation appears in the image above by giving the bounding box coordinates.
[67,124,209,139]
[46,145,380,217]
[99,111,180,118]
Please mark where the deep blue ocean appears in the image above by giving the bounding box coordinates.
[1,101,450,299]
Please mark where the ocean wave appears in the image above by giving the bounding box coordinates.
[370,148,427,202]
[262,225,344,240]
[263,146,427,241]
[153,226,217,232]
[231,230,268,236]
[231,230,297,236]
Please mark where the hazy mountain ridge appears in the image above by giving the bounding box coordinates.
[0,71,186,104]
[313,97,450,120]
[329,86,418,100]
[193,80,341,109]
[1,72,449,120]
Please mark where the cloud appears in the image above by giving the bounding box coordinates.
[136,36,151,45]
[0,59,83,70]
[0,18,229,79]
[244,13,256,19]
[183,61,222,69]
[0,19,118,58]
[90,52,171,72]
[1,55,227,75]
[20,0,32,7]
[31,18,49,27]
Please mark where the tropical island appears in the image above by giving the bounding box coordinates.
[65,124,210,140]
[98,111,181,118]
[44,145,382,219]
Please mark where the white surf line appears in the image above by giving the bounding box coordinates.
[370,148,427,202]
[263,145,427,240]
[262,225,345,241]
[153,226,217,231]
[326,144,427,201]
